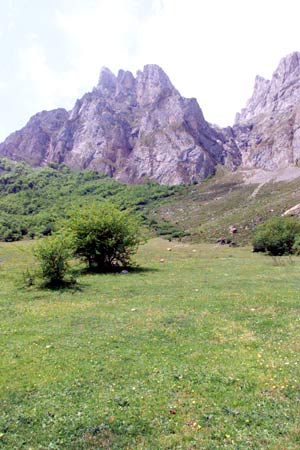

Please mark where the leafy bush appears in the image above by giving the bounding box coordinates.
[292,235,300,255]
[65,203,142,271]
[34,235,72,287]
[151,219,188,239]
[0,214,26,242]
[252,216,300,256]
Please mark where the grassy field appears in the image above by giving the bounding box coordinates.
[1,238,300,449]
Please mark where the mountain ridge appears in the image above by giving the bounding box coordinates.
[1,53,300,185]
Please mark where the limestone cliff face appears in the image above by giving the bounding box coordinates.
[0,109,68,166]
[234,52,300,170]
[3,54,300,185]
[0,65,239,185]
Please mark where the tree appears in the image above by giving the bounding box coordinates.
[33,234,72,287]
[66,203,142,271]
[252,216,300,256]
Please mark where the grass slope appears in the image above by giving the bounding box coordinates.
[1,239,300,449]
[2,158,300,245]
[149,169,300,244]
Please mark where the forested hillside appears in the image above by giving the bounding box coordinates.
[0,158,184,241]
[2,157,300,245]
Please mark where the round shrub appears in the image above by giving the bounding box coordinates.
[65,203,142,272]
[34,235,72,287]
[252,216,300,256]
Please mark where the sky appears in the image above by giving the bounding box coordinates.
[1,0,300,141]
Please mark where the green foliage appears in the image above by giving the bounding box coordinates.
[149,218,189,238]
[33,235,72,287]
[4,156,300,246]
[0,158,183,241]
[65,203,142,271]
[252,216,300,255]
[292,234,300,254]
[29,203,143,287]
[0,213,26,242]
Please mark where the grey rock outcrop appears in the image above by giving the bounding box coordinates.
[282,203,300,217]
[0,108,68,166]
[234,52,300,170]
[2,53,300,185]
[0,64,240,185]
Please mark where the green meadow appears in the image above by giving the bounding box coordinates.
[1,238,300,449]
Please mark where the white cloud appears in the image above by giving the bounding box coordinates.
[18,41,80,110]
[56,0,142,82]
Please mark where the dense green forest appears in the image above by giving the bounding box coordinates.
[0,158,185,241]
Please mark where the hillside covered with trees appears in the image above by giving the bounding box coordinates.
[0,158,185,242]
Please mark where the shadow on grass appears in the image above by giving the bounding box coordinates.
[22,264,159,292]
[128,266,159,273]
[74,265,159,276]
[40,278,83,292]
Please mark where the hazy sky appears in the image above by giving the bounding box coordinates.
[1,0,300,140]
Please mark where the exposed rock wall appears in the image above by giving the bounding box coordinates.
[2,53,300,184]
[234,52,300,170]
[0,109,68,166]
[0,65,239,185]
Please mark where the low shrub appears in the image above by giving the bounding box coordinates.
[65,203,143,272]
[33,235,73,287]
[252,216,300,256]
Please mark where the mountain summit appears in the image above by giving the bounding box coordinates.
[0,64,239,185]
[234,52,300,171]
[1,54,300,184]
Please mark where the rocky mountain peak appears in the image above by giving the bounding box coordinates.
[136,64,177,106]
[3,52,300,185]
[116,69,136,95]
[274,51,300,83]
[236,51,300,123]
[97,67,117,95]
[96,64,176,106]
[0,108,68,166]
[0,63,236,185]
[234,51,300,172]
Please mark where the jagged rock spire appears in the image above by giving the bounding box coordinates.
[97,67,117,95]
